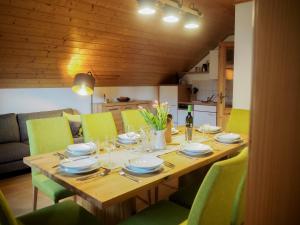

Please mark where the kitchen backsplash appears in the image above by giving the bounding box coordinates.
[192,80,233,106]
[192,80,218,102]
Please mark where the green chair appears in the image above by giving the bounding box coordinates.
[81,112,117,142]
[231,173,247,225]
[26,117,74,210]
[118,148,248,225]
[225,108,250,134]
[121,110,148,132]
[0,190,101,225]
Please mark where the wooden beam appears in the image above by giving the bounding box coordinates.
[247,0,300,224]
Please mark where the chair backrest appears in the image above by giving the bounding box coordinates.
[121,110,148,132]
[225,109,250,134]
[27,117,74,156]
[187,148,248,225]
[0,191,18,225]
[81,112,117,142]
[231,173,247,225]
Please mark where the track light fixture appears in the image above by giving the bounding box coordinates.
[137,0,157,15]
[136,0,202,29]
[162,5,180,23]
[184,13,200,29]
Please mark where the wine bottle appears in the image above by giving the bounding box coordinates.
[185,105,193,141]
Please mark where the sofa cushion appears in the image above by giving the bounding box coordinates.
[0,113,20,144]
[0,142,30,163]
[17,108,73,142]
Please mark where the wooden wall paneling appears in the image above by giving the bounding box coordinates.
[0,0,235,87]
[246,0,300,224]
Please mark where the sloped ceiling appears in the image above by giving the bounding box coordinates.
[0,0,235,87]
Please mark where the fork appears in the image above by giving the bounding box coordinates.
[77,168,111,181]
[119,171,141,183]
[163,161,175,168]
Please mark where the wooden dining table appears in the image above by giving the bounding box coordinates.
[23,129,248,225]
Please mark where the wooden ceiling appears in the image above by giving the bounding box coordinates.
[0,0,235,87]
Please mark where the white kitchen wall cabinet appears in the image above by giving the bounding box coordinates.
[178,109,188,126]
[193,105,217,127]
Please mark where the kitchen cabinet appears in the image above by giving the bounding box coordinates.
[193,105,217,127]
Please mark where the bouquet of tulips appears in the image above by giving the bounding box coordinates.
[138,100,168,131]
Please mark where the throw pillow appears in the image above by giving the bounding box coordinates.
[63,112,82,137]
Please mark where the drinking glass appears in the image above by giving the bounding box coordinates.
[140,125,152,152]
[101,136,116,169]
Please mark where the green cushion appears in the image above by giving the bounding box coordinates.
[17,200,101,225]
[81,112,117,142]
[169,184,200,209]
[32,174,73,203]
[26,117,74,201]
[187,148,248,225]
[0,191,19,225]
[225,108,250,134]
[121,110,148,132]
[118,201,189,225]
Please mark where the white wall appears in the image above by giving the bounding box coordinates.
[233,1,254,109]
[0,86,158,114]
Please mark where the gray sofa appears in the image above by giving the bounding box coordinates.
[0,108,82,175]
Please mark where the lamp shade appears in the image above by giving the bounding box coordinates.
[72,72,95,96]
[225,69,234,80]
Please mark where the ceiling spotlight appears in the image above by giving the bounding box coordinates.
[137,0,156,15]
[184,13,201,29]
[162,5,180,23]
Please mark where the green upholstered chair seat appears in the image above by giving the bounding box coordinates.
[81,112,117,143]
[32,174,73,203]
[121,110,148,132]
[169,183,201,209]
[118,200,189,225]
[119,149,248,225]
[27,117,74,204]
[225,108,250,134]
[17,200,101,225]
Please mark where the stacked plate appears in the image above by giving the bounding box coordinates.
[124,156,163,174]
[197,124,221,134]
[118,132,140,144]
[181,143,212,156]
[67,143,96,157]
[214,133,241,144]
[59,156,100,174]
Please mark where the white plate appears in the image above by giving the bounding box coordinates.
[215,133,241,143]
[60,157,98,170]
[180,150,211,156]
[197,125,221,134]
[118,132,140,141]
[66,149,95,157]
[128,156,163,170]
[124,164,162,174]
[60,163,101,174]
[67,143,95,153]
[182,143,212,153]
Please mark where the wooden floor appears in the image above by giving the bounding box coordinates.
[0,173,53,216]
[0,172,178,217]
